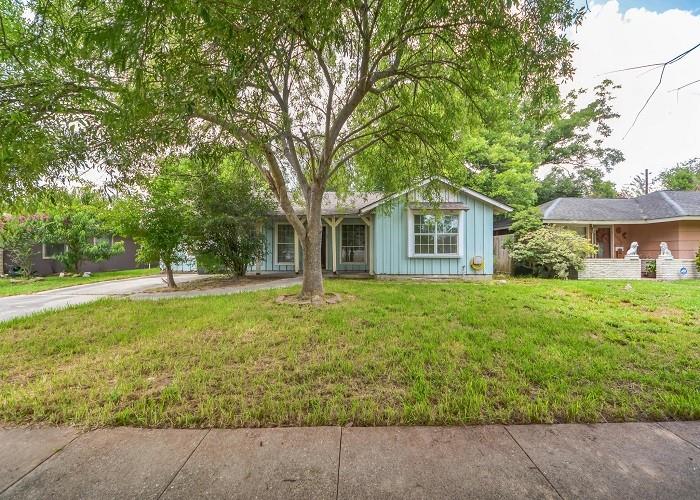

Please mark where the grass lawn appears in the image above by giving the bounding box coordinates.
[0,268,161,297]
[0,278,698,428]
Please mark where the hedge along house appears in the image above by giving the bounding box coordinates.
[253,177,512,278]
[538,190,700,280]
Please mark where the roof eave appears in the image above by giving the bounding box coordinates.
[544,215,700,224]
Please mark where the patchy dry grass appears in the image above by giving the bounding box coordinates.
[0,268,161,297]
[0,278,698,428]
[144,274,283,293]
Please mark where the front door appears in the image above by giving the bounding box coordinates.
[321,226,327,270]
[594,227,611,258]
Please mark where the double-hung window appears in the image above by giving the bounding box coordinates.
[275,224,295,264]
[412,213,460,256]
[93,235,114,246]
[341,224,366,263]
[42,243,67,260]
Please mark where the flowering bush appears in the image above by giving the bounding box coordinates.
[505,208,596,278]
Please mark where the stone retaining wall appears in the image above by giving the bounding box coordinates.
[656,258,699,280]
[579,258,642,280]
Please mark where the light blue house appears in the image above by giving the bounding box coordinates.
[253,177,512,278]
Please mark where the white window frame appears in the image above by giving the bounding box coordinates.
[340,223,367,264]
[274,223,295,265]
[42,243,68,260]
[408,209,465,258]
[93,234,115,246]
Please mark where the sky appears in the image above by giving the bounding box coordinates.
[567,0,700,188]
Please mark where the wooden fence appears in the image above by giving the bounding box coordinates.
[493,234,512,274]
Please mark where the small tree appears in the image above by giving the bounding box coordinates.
[187,156,275,277]
[0,215,47,278]
[657,158,700,191]
[113,165,191,288]
[44,192,124,273]
[505,209,596,278]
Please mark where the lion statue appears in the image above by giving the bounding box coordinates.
[625,241,639,258]
[659,242,673,259]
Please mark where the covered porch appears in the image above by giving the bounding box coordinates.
[566,220,700,280]
[560,220,700,260]
[253,215,375,275]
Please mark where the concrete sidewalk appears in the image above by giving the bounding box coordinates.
[1,422,698,499]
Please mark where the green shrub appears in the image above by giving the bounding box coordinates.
[646,260,657,275]
[0,215,47,278]
[186,155,274,278]
[505,209,596,279]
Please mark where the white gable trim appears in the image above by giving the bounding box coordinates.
[358,176,512,214]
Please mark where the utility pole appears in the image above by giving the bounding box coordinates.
[645,169,649,194]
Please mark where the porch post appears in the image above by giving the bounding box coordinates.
[294,228,300,274]
[323,216,344,274]
[611,224,615,258]
[255,221,263,274]
[331,217,338,274]
[361,215,374,275]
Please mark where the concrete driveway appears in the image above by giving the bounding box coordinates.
[0,274,202,322]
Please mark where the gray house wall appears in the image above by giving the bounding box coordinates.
[2,237,148,275]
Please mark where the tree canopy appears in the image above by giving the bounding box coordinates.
[458,79,623,207]
[657,158,700,192]
[42,190,125,273]
[2,0,586,296]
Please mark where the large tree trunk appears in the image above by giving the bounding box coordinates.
[299,183,324,299]
[165,263,177,288]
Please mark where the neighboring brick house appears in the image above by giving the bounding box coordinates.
[493,191,700,280]
[539,191,700,280]
[538,191,700,260]
[2,236,148,276]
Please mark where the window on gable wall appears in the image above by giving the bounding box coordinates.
[412,213,459,256]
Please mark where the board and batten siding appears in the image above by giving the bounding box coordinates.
[373,190,494,276]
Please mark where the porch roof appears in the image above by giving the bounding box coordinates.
[275,192,385,216]
[539,191,700,224]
